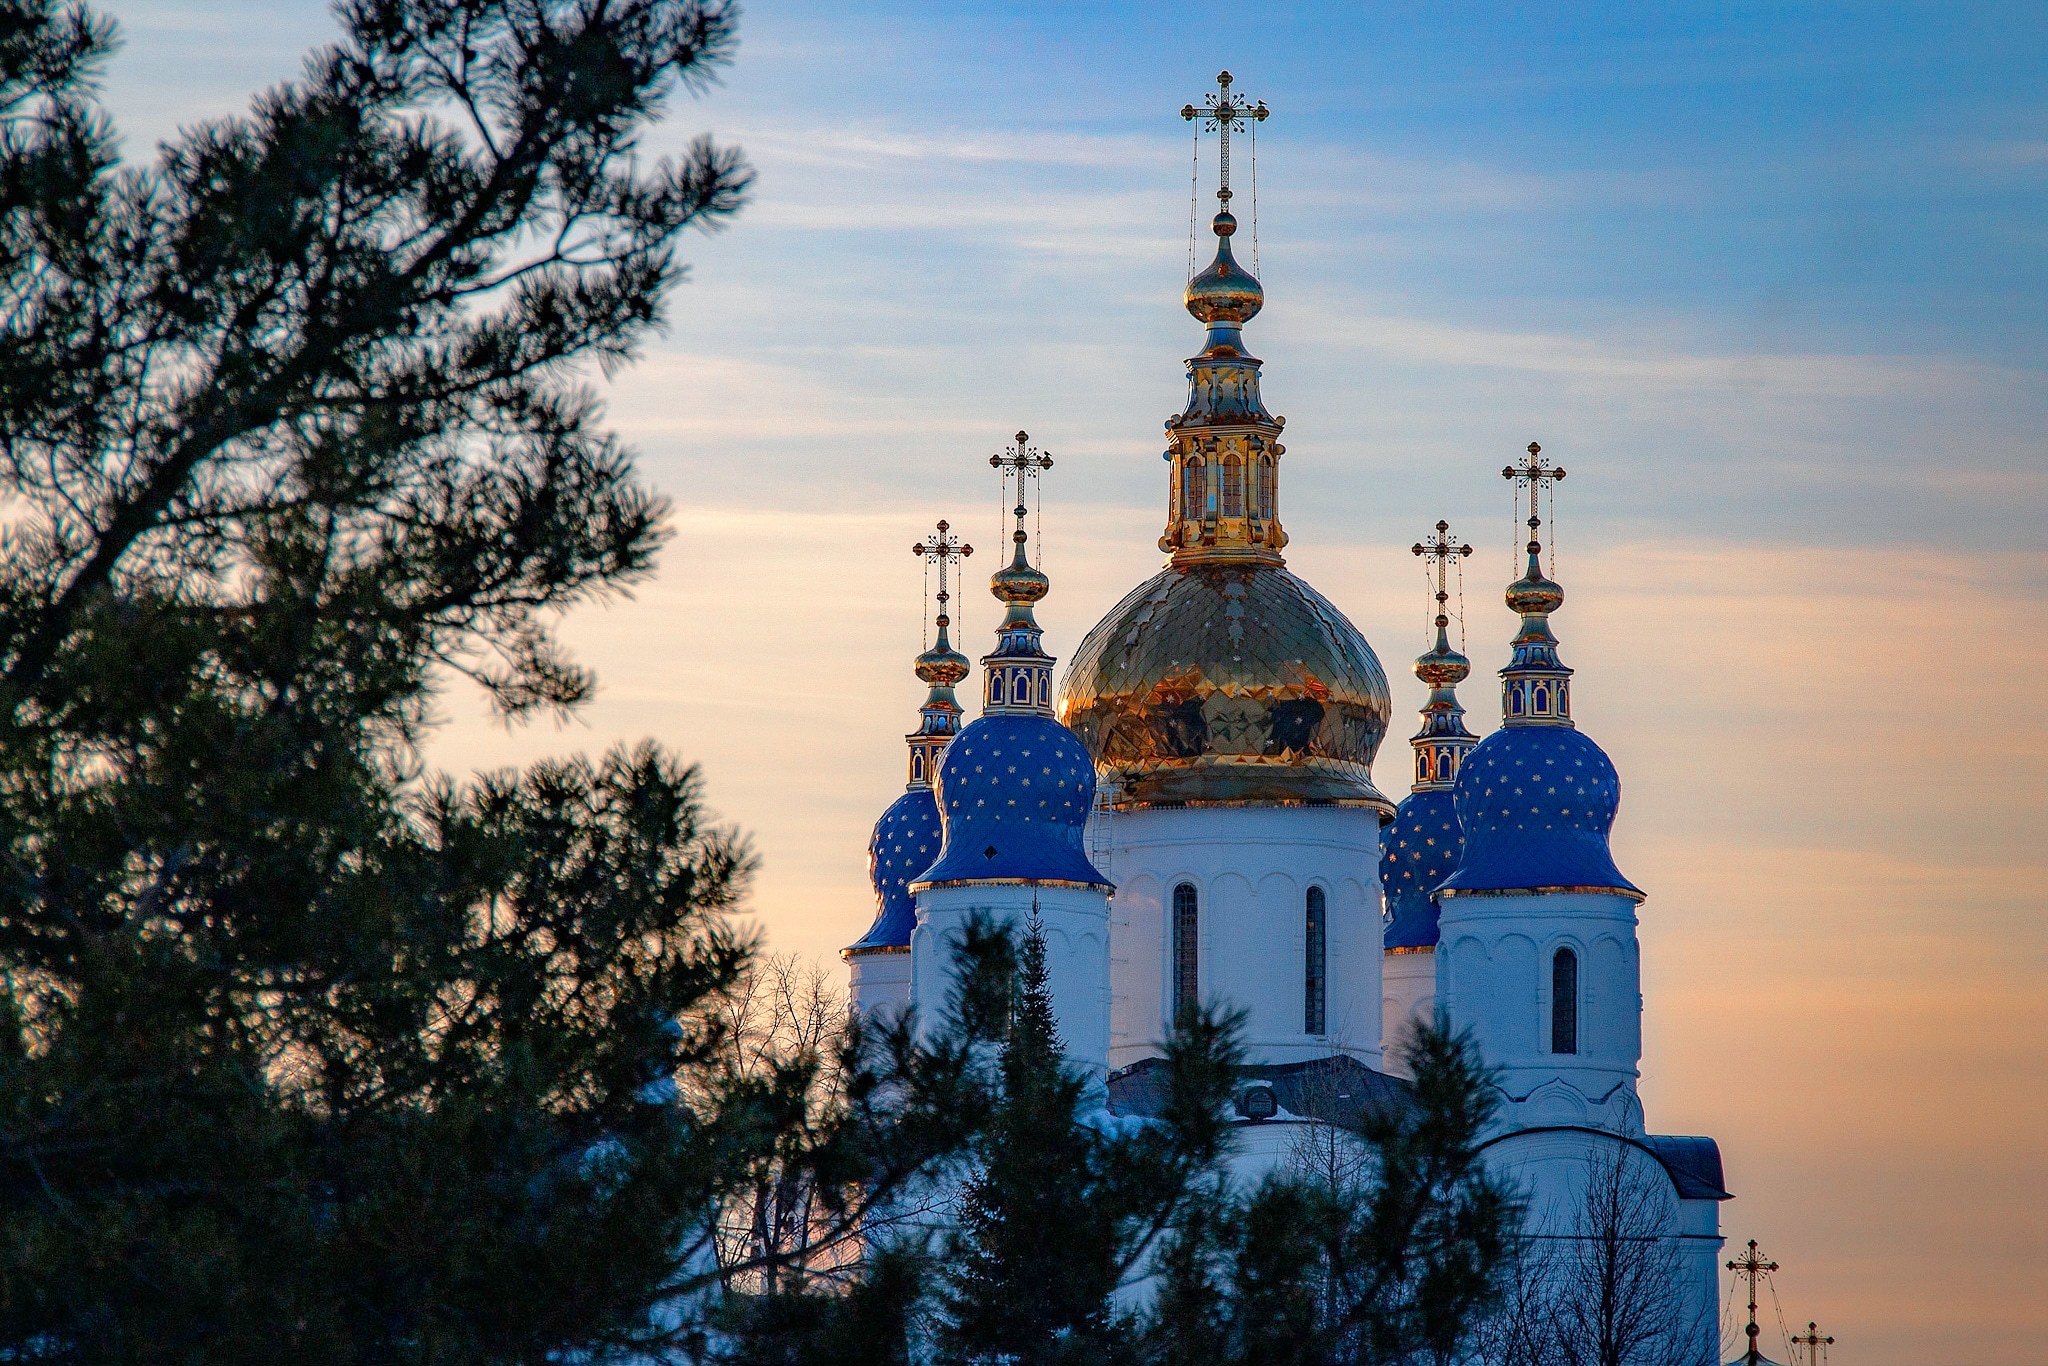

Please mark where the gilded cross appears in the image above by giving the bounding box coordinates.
[1726,1240,1780,1366]
[1792,1321,1835,1366]
[1411,518,1473,631]
[1502,440,1567,558]
[1181,70,1269,205]
[990,429,1054,533]
[910,518,972,626]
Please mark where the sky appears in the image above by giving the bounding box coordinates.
[98,3,2048,1362]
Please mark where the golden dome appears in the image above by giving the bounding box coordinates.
[1059,562,1394,811]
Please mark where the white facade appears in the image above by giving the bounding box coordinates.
[847,947,911,1021]
[1379,946,1435,1077]
[1435,887,1646,1133]
[910,880,1114,1080]
[1090,804,1385,1070]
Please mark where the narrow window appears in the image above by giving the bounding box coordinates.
[1172,883,1199,1018]
[1221,454,1244,517]
[1182,457,1206,520]
[1257,454,1276,519]
[1304,886,1327,1036]
[1551,948,1579,1055]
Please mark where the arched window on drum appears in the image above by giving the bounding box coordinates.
[1304,886,1327,1036]
[1172,883,1199,1019]
[1551,947,1579,1055]
[1256,453,1276,519]
[1182,457,1206,521]
[1220,454,1244,517]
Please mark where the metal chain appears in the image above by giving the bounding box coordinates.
[1188,123,1200,278]
[1249,115,1259,275]
[1455,549,1468,651]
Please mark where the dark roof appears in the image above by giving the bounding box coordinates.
[1476,1125,1732,1202]
[1643,1134,1731,1201]
[1107,1052,1416,1128]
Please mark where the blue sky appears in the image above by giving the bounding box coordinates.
[99,4,2048,1362]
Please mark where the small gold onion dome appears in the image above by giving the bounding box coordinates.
[1414,636,1471,689]
[1059,564,1394,811]
[992,526,1050,605]
[1506,564,1564,616]
[1185,211,1264,329]
[915,633,969,687]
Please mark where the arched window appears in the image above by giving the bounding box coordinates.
[1182,457,1206,520]
[1221,454,1244,517]
[1257,454,1276,519]
[1172,883,1199,1018]
[1304,886,1327,1036]
[1551,947,1579,1055]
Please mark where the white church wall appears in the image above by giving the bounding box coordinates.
[1483,1129,1722,1366]
[1437,888,1644,1134]
[847,948,911,1021]
[1093,804,1385,1068]
[909,880,1113,1079]
[1379,947,1436,1078]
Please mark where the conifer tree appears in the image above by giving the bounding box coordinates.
[1143,1021,1518,1366]
[940,915,1239,1366]
[0,1,979,1360]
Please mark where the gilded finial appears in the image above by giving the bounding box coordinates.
[1182,72,1269,351]
[1161,73,1286,568]
[981,432,1058,716]
[906,518,972,788]
[1408,519,1477,788]
[1498,444,1574,727]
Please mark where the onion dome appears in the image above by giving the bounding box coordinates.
[1185,210,1263,355]
[1383,523,1480,948]
[915,449,1109,891]
[1062,567,1393,809]
[1058,160,1391,812]
[848,523,972,957]
[1439,463,1640,899]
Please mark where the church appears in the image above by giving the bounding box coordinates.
[842,74,1729,1360]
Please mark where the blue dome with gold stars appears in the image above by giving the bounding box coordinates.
[914,713,1109,888]
[918,434,1110,891]
[1438,470,1639,901]
[851,787,942,952]
[1437,725,1639,897]
[1382,787,1463,948]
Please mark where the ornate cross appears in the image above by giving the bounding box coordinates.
[1412,518,1473,631]
[1181,70,1269,204]
[990,429,1054,531]
[1792,1321,1835,1366]
[1727,1240,1780,1366]
[1502,440,1567,557]
[910,518,971,628]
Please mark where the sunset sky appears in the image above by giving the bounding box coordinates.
[104,3,2047,1362]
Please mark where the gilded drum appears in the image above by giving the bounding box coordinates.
[1058,564,1395,811]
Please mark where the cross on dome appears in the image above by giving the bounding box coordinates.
[1791,1322,1836,1366]
[1407,519,1477,791]
[1497,441,1575,728]
[1413,517,1475,641]
[1181,70,1268,209]
[982,431,1056,717]
[1503,439,1567,572]
[904,518,972,789]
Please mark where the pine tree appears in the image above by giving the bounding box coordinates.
[940,914,1239,1366]
[0,2,975,1360]
[1141,1021,1518,1366]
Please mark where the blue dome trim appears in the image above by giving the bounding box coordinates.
[1381,787,1462,949]
[913,712,1110,889]
[1438,725,1641,898]
[850,786,943,952]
